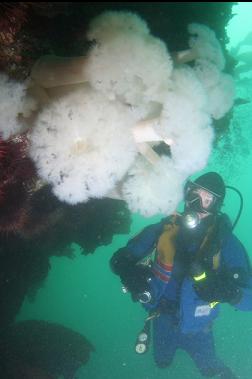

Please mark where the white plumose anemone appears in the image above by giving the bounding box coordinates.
[194,59,235,120]
[194,59,221,89]
[188,23,225,70]
[122,156,185,217]
[205,73,235,120]
[29,86,137,204]
[85,12,173,114]
[159,93,213,176]
[86,10,150,44]
[0,73,37,140]
[156,67,214,176]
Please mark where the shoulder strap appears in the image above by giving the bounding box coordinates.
[196,216,226,270]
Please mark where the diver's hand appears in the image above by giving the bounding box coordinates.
[193,270,242,304]
[121,265,153,302]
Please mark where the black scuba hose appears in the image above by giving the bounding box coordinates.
[225,185,243,230]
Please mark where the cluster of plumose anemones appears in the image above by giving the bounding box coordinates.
[0,11,235,218]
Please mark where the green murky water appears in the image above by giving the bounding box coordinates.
[15,3,252,378]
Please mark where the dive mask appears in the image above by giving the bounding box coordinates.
[184,181,222,214]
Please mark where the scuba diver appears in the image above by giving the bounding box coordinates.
[110,172,252,378]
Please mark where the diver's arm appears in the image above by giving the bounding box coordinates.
[110,220,167,276]
[193,233,252,307]
[110,219,168,301]
[221,234,252,311]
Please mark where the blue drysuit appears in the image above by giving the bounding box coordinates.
[111,214,252,378]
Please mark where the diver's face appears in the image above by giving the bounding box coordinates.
[186,187,215,217]
[196,188,214,211]
[182,187,215,231]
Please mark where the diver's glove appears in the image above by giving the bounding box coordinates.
[120,264,153,303]
[191,264,242,304]
[110,248,153,302]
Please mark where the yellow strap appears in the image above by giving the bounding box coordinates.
[213,251,220,270]
[196,223,220,271]
[209,301,219,308]
[193,272,207,281]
